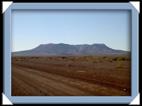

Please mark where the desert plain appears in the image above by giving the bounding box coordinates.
[12,55,131,96]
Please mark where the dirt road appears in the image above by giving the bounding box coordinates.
[12,56,131,96]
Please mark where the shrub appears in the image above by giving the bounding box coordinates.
[103,56,107,59]
[61,56,66,59]
[112,57,117,61]
[112,57,126,61]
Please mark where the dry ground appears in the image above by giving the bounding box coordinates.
[12,55,131,96]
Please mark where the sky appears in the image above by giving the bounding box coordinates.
[12,10,131,52]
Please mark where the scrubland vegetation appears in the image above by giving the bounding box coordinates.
[12,55,131,96]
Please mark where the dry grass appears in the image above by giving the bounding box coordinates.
[12,55,131,96]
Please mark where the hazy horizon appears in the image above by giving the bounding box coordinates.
[12,10,131,52]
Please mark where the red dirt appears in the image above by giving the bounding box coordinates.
[12,55,131,96]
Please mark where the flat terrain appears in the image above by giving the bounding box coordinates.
[12,55,131,96]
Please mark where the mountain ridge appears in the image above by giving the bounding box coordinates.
[12,43,129,56]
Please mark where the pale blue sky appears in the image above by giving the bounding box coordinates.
[12,10,130,52]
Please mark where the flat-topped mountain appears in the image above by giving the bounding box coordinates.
[12,43,129,56]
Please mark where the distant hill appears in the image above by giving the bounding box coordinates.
[12,43,129,56]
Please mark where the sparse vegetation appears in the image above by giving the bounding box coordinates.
[112,56,129,61]
[12,55,131,96]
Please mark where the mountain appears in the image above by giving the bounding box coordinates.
[12,43,129,56]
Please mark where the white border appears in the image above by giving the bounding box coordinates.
[130,93,140,105]
[2,93,13,105]
[130,1,140,13]
[2,1,13,13]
